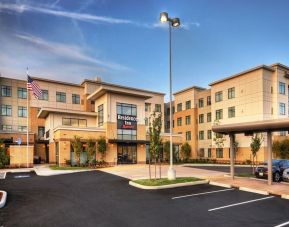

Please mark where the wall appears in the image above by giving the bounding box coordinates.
[9,145,34,167]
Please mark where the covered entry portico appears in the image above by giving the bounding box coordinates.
[212,118,289,185]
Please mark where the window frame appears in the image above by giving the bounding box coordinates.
[228,106,236,118]
[228,87,235,99]
[1,85,12,97]
[215,91,223,102]
[72,94,80,104]
[56,91,66,103]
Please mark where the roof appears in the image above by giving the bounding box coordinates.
[209,65,275,86]
[32,77,82,88]
[37,107,97,119]
[82,79,165,96]
[173,85,207,95]
[87,85,153,100]
[212,118,289,134]
[270,63,289,71]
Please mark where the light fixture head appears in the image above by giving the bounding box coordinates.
[172,18,180,27]
[160,12,168,22]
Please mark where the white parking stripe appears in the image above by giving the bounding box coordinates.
[274,221,289,227]
[208,196,274,212]
[172,188,234,200]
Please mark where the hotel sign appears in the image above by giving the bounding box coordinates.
[117,114,137,130]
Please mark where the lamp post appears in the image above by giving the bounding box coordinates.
[160,12,180,180]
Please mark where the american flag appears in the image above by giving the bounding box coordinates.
[27,75,42,99]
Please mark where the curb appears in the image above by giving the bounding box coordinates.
[0,172,6,179]
[129,180,209,190]
[0,191,7,208]
[239,187,269,195]
[209,181,232,188]
[281,194,289,200]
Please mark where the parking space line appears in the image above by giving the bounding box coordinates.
[274,221,289,227]
[208,196,274,212]
[172,188,234,200]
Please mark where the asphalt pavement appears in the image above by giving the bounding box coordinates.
[1,171,289,227]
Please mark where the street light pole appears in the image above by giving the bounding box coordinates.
[160,12,180,180]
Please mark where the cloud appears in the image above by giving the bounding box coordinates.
[0,2,133,24]
[15,33,130,71]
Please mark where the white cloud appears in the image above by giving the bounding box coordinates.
[15,33,130,71]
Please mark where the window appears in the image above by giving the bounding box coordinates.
[72,94,80,104]
[18,87,27,99]
[56,92,66,103]
[207,96,211,106]
[199,98,204,108]
[228,87,235,99]
[279,82,286,95]
[186,131,191,141]
[173,120,175,128]
[199,131,204,140]
[1,85,12,97]
[186,100,191,110]
[1,125,12,131]
[207,130,212,139]
[18,126,27,132]
[155,104,161,112]
[91,101,95,105]
[166,107,170,115]
[185,115,191,125]
[207,112,212,122]
[199,148,205,157]
[177,117,182,126]
[215,133,223,138]
[62,118,87,127]
[38,127,45,138]
[215,91,223,102]
[199,114,204,123]
[18,106,27,117]
[172,106,175,113]
[279,103,286,115]
[98,104,104,126]
[145,103,151,112]
[117,103,137,140]
[166,121,170,129]
[117,103,137,116]
[145,118,148,126]
[216,109,223,120]
[39,90,48,100]
[1,105,12,116]
[216,148,223,158]
[228,106,235,118]
[207,148,212,158]
[177,103,182,112]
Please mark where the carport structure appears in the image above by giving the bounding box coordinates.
[212,118,289,185]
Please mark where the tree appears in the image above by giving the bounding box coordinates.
[86,138,96,165]
[163,141,170,162]
[149,112,162,180]
[0,140,9,168]
[233,141,239,161]
[213,133,226,149]
[71,135,82,166]
[181,142,191,162]
[250,133,263,173]
[97,136,107,161]
[273,139,289,159]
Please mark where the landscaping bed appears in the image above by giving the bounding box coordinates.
[133,177,202,186]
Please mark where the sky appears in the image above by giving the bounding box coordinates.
[0,0,289,99]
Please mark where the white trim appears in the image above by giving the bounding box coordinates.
[208,196,274,212]
[172,188,234,200]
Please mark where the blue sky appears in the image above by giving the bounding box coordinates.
[1,0,289,99]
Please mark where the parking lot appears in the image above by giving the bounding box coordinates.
[1,170,289,227]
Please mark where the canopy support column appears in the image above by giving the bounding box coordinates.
[229,133,235,180]
[267,131,272,185]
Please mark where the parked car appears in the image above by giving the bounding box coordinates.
[282,168,289,182]
[255,159,289,182]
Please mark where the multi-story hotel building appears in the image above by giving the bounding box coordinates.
[0,76,182,166]
[1,62,289,166]
[167,63,289,163]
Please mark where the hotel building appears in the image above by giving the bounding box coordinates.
[167,63,289,163]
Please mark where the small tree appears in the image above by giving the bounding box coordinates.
[213,133,226,149]
[181,142,191,162]
[71,135,82,166]
[0,140,9,168]
[86,138,96,165]
[163,141,170,162]
[149,112,162,180]
[233,141,239,161]
[97,136,107,161]
[250,133,263,173]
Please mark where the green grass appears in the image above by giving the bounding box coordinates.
[132,177,202,186]
[49,165,89,170]
[235,173,255,177]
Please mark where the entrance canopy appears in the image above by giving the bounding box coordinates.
[212,118,289,134]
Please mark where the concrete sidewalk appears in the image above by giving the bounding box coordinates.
[209,176,289,199]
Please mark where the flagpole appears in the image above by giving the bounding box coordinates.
[26,67,29,168]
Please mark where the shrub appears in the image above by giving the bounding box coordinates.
[0,141,9,168]
[180,142,191,161]
[97,137,107,161]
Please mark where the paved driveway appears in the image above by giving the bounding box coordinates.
[99,164,225,180]
[1,171,289,227]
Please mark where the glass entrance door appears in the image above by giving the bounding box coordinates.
[117,144,137,164]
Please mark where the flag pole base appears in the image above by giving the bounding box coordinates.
[167,167,176,180]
